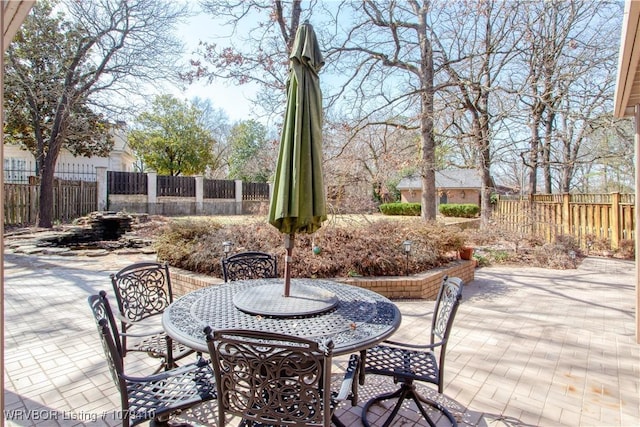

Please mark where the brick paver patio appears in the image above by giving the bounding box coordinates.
[3,251,638,426]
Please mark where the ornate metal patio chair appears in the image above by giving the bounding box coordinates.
[110,261,193,370]
[359,276,464,427]
[204,327,359,427]
[221,251,278,282]
[88,292,216,427]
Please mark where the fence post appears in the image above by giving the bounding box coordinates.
[235,179,243,215]
[55,178,62,222]
[562,193,570,236]
[96,167,107,211]
[611,192,621,250]
[148,171,158,215]
[30,185,38,224]
[195,175,204,215]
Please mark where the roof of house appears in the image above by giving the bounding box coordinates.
[397,168,480,190]
[614,0,640,118]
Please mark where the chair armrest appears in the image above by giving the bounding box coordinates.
[113,311,133,324]
[381,339,444,351]
[122,357,211,383]
[334,354,359,405]
[114,312,165,336]
[118,329,165,338]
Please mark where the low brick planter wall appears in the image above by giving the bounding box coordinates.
[169,260,475,300]
[170,267,224,298]
[339,260,474,299]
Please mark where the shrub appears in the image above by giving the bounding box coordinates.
[379,203,421,216]
[617,239,635,259]
[154,218,467,278]
[473,252,489,267]
[462,229,583,269]
[439,203,480,218]
[585,234,610,252]
[154,218,223,268]
[490,250,511,263]
[533,242,580,269]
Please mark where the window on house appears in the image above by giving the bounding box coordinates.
[439,191,448,205]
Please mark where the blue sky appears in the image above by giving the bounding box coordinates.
[170,8,260,122]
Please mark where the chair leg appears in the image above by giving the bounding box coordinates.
[362,386,416,427]
[413,389,457,427]
[361,381,457,427]
[165,335,175,370]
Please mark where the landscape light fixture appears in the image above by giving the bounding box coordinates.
[403,240,412,276]
[222,241,233,258]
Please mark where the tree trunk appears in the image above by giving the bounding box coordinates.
[559,134,574,193]
[542,112,554,193]
[527,113,541,194]
[38,157,56,228]
[418,9,436,221]
[38,100,68,228]
[479,123,493,226]
[419,102,437,220]
[474,87,494,226]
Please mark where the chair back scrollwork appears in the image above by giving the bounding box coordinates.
[359,276,464,427]
[206,327,333,427]
[431,276,464,345]
[110,262,173,322]
[88,292,216,427]
[221,251,278,282]
[87,293,127,397]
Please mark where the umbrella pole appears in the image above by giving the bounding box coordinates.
[284,234,294,297]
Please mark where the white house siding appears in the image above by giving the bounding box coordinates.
[2,124,135,183]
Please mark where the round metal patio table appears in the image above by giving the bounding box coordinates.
[162,278,402,356]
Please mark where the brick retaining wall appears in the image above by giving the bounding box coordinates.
[339,260,474,299]
[170,260,475,300]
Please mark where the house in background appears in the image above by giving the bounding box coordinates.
[397,168,481,206]
[3,121,136,183]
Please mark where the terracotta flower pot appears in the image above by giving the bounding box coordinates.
[459,246,474,260]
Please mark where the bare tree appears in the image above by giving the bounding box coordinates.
[553,90,618,193]
[191,0,628,216]
[323,120,416,208]
[571,118,634,193]
[432,0,522,225]
[191,96,232,177]
[189,0,307,121]
[4,0,189,228]
[325,0,447,220]
[195,1,463,220]
[515,0,621,194]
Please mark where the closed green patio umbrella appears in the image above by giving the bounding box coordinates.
[269,22,327,297]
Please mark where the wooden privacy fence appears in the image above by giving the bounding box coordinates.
[4,180,97,226]
[107,171,268,201]
[205,179,235,199]
[5,172,271,225]
[107,171,147,195]
[494,193,635,250]
[157,175,196,197]
[242,181,270,201]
